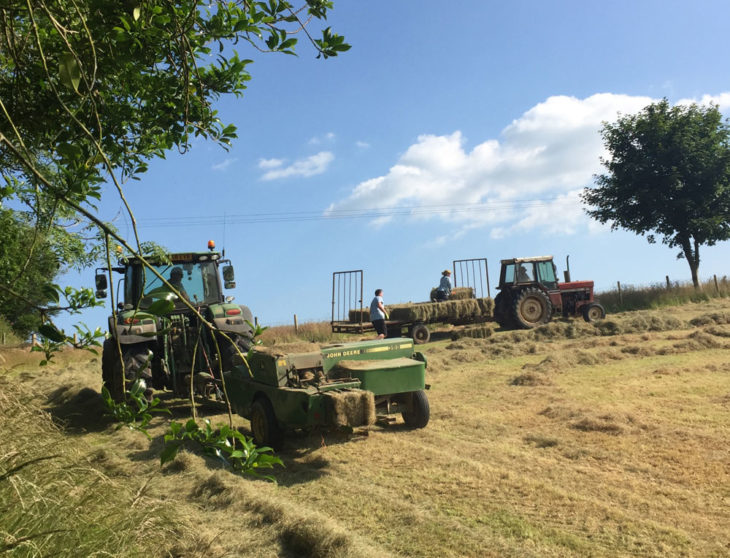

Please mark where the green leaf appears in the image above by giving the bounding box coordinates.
[38,323,65,343]
[160,441,181,465]
[146,299,174,316]
[58,53,81,92]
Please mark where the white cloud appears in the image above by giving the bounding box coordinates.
[327,92,730,238]
[211,157,237,171]
[356,140,371,149]
[258,158,284,169]
[308,132,336,145]
[260,151,334,181]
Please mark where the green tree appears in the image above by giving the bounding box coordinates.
[0,209,60,336]
[0,0,347,332]
[582,99,730,287]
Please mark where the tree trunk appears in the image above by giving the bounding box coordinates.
[680,237,701,289]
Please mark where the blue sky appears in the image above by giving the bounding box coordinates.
[61,0,730,331]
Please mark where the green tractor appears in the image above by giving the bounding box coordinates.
[493,256,606,329]
[96,243,254,401]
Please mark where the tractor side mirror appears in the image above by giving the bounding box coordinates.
[95,273,108,298]
[222,265,236,289]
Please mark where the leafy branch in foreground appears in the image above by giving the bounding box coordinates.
[101,378,170,439]
[161,419,284,481]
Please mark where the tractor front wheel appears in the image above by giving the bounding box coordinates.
[513,288,552,329]
[410,323,430,344]
[402,390,430,428]
[582,302,606,322]
[101,340,153,402]
[221,333,253,372]
[250,397,283,449]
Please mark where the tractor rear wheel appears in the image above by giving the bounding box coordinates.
[513,288,552,329]
[410,323,430,344]
[101,340,153,402]
[402,390,430,428]
[582,302,606,322]
[250,397,283,449]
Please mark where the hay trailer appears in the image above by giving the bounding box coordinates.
[224,337,430,447]
[330,259,493,344]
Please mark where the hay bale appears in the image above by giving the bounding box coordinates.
[389,297,493,323]
[450,287,475,300]
[429,286,474,301]
[348,308,369,323]
[324,389,375,427]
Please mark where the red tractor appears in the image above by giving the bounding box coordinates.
[493,256,605,329]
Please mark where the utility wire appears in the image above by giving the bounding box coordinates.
[132,196,578,229]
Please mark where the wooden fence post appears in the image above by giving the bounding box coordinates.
[294,314,298,334]
[714,274,720,294]
[31,333,37,347]
[665,275,671,289]
[617,281,623,305]
[254,316,258,327]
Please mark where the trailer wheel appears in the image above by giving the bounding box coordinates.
[402,390,430,428]
[102,340,152,403]
[410,323,430,344]
[250,397,283,449]
[513,288,552,329]
[582,302,606,322]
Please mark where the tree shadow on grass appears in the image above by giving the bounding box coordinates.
[43,386,112,433]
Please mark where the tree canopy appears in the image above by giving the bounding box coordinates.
[0,0,347,343]
[582,99,730,287]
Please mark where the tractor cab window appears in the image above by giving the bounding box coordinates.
[516,263,534,283]
[131,261,221,307]
[503,262,535,284]
[536,261,558,289]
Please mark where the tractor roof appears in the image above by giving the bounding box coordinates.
[500,256,554,265]
[120,251,222,266]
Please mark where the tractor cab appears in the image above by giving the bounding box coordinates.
[499,256,559,290]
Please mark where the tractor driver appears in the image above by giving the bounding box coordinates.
[517,264,530,282]
[169,267,190,301]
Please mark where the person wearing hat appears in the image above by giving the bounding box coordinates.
[435,269,452,302]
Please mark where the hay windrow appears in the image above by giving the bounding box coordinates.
[689,312,730,326]
[510,372,553,386]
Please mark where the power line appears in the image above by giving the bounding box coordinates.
[132,196,579,228]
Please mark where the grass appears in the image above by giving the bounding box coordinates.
[597,276,730,313]
[1,298,730,556]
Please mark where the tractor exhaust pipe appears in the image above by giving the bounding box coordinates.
[564,255,571,283]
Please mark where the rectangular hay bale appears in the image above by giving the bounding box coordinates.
[324,389,376,427]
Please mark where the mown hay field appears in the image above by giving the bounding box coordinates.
[2,299,730,557]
